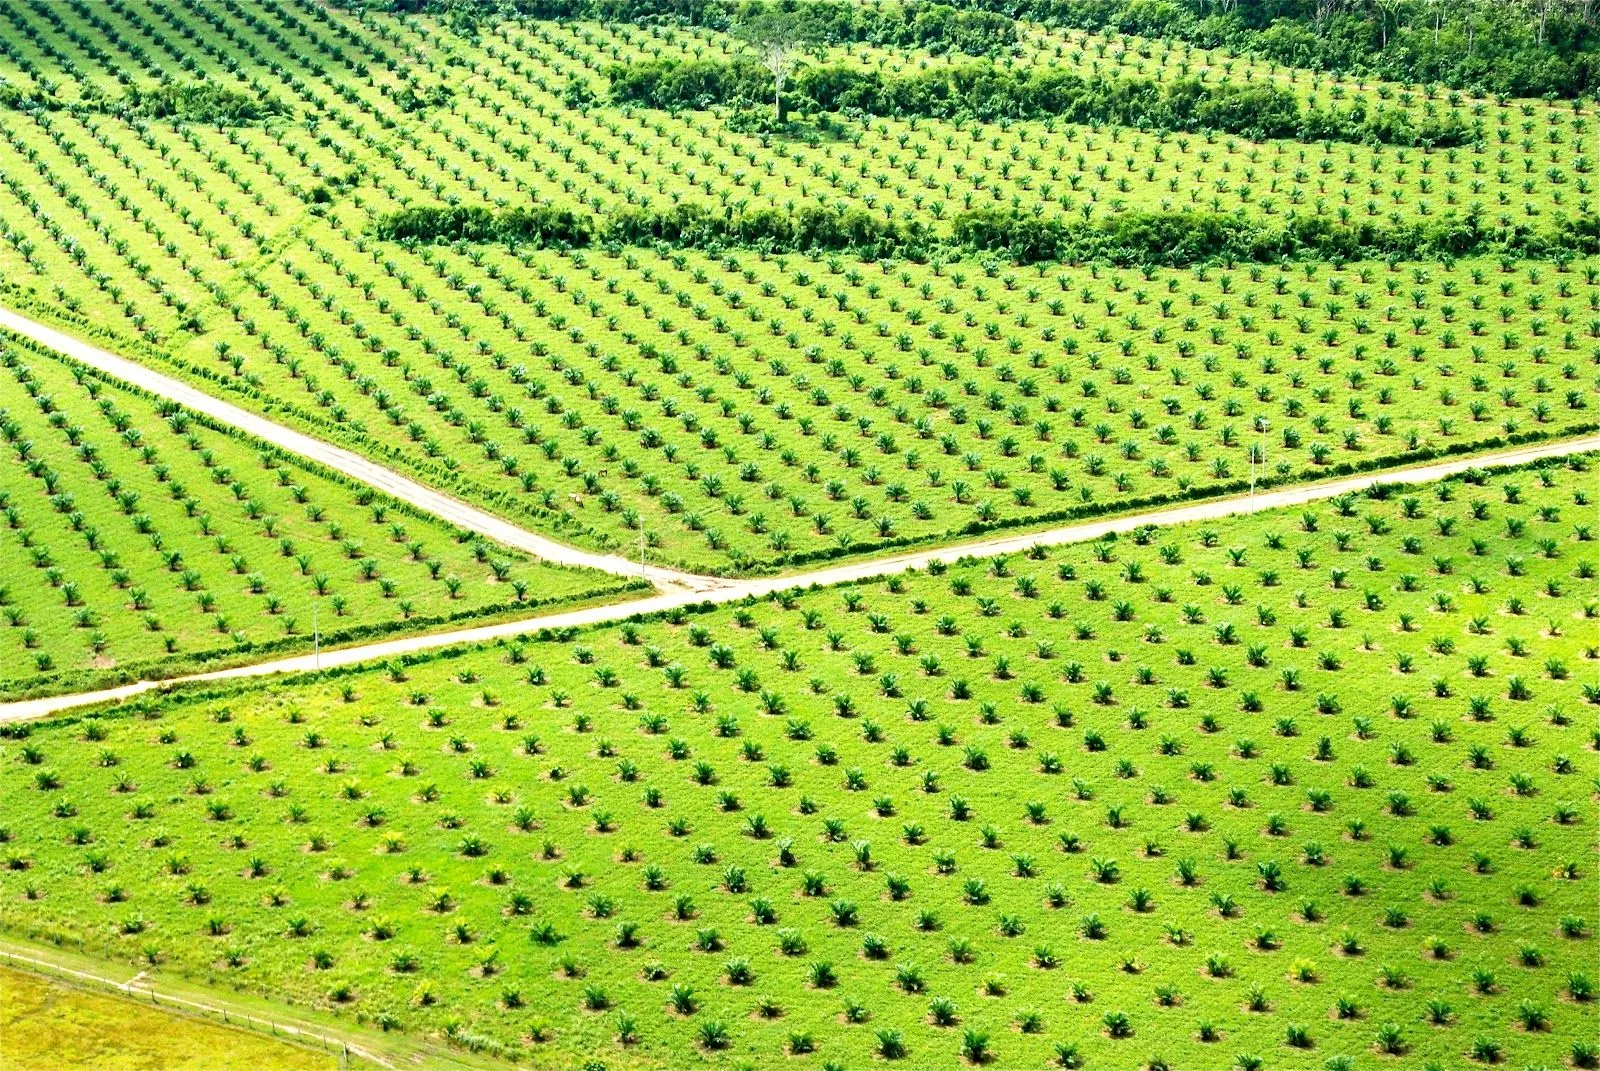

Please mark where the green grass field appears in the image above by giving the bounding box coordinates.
[0,963,339,1070]
[0,336,639,699]
[3,453,1592,1069]
[0,0,1591,574]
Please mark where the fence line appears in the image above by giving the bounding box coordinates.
[0,946,391,1069]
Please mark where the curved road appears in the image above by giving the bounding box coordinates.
[0,306,722,593]
[5,430,1593,724]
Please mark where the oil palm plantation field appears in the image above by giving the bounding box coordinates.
[0,0,1593,573]
[0,334,639,699]
[0,1,1597,1069]
[2,453,1595,1069]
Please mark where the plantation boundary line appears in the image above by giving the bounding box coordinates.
[0,303,722,594]
[3,431,1593,725]
[0,941,401,1070]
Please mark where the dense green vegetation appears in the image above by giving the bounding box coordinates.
[376,197,1595,264]
[606,57,1473,147]
[348,0,1600,97]
[116,81,290,124]
[364,0,1023,57]
[1,5,1596,1070]
[982,0,1600,100]
[0,335,639,699]
[3,455,1594,1067]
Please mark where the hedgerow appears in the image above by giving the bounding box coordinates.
[373,198,1596,266]
[353,0,1020,57]
[116,82,291,124]
[608,57,1474,148]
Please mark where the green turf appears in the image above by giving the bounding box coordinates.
[2,453,1593,1069]
[0,336,639,699]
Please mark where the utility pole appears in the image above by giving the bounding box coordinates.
[312,600,320,672]
[1252,415,1270,494]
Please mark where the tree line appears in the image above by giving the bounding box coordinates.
[360,0,1597,99]
[359,0,1017,56]
[0,79,288,124]
[925,0,1599,99]
[373,200,1597,266]
[605,57,1473,147]
[118,82,289,123]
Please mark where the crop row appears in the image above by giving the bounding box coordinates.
[146,230,1600,567]
[1,454,1592,1067]
[0,2,1589,331]
[0,0,1591,574]
[0,337,631,697]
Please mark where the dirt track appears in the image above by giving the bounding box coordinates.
[0,305,722,592]
[4,426,1592,724]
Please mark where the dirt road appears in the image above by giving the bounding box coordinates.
[5,430,1591,724]
[0,305,720,592]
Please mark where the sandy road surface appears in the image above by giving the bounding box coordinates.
[5,430,1592,724]
[0,305,720,592]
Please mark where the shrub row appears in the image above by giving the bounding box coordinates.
[1,80,289,124]
[948,208,1600,265]
[373,203,593,245]
[607,57,1472,148]
[937,0,1599,100]
[366,0,1015,55]
[116,81,289,123]
[373,199,1598,267]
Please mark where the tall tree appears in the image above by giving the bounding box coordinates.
[1424,0,1445,43]
[1313,0,1348,23]
[1371,0,1405,46]
[1522,0,1572,44]
[1459,0,1490,54]
[736,9,818,124]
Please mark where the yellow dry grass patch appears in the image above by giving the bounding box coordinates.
[0,965,337,1071]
